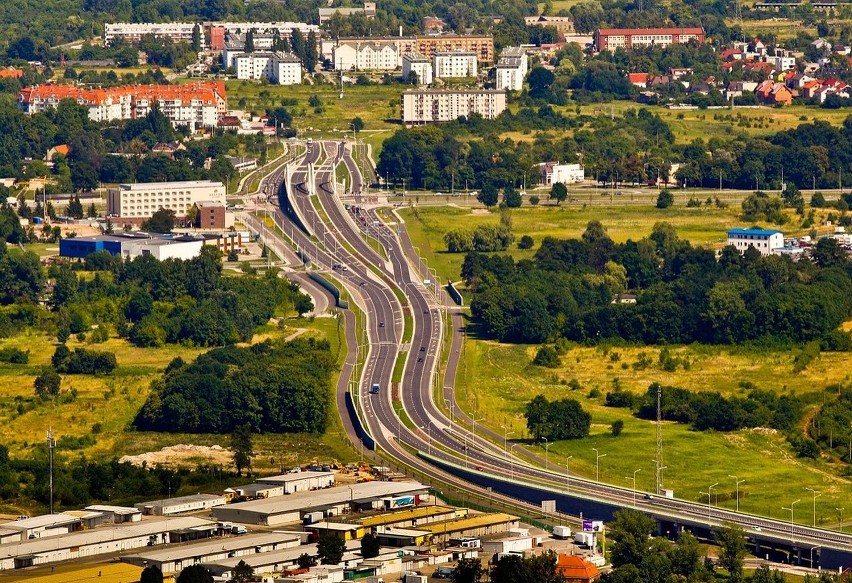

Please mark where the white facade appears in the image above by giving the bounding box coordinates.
[135,494,226,516]
[257,471,335,494]
[122,238,204,261]
[333,41,401,71]
[495,47,528,92]
[108,180,226,219]
[235,52,302,85]
[402,54,433,85]
[548,163,585,184]
[214,21,318,36]
[0,517,214,571]
[727,228,784,255]
[104,22,200,46]
[402,90,507,124]
[432,51,477,78]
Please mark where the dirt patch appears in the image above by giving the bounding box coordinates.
[119,444,232,469]
[470,209,490,216]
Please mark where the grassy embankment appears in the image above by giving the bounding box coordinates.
[400,203,852,525]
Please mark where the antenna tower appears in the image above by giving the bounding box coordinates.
[47,427,55,514]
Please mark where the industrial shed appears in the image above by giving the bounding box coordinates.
[84,505,142,523]
[256,471,335,493]
[122,532,300,573]
[419,513,520,546]
[206,540,360,579]
[0,514,83,543]
[0,517,215,571]
[374,526,431,547]
[136,494,227,516]
[212,481,427,527]
[359,506,465,530]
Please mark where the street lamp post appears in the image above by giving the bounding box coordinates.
[836,507,845,532]
[728,475,745,513]
[593,448,607,482]
[626,469,641,509]
[805,487,821,528]
[708,482,719,523]
[566,456,573,492]
[782,499,801,543]
[470,414,484,451]
[501,425,515,460]
[543,437,551,469]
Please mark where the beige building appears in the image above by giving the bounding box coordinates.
[108,180,226,220]
[416,34,494,63]
[432,51,477,78]
[402,89,506,124]
[524,15,575,34]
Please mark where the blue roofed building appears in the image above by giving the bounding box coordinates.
[726,228,784,256]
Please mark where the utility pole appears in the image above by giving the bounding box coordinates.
[47,427,55,514]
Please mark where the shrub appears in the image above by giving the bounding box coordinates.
[611,419,624,436]
[533,346,561,368]
[0,348,28,364]
[656,189,674,209]
[518,235,534,250]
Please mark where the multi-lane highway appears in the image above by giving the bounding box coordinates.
[257,140,852,568]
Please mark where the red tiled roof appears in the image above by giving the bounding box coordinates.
[557,554,600,581]
[628,73,649,83]
[18,82,226,107]
[0,67,23,78]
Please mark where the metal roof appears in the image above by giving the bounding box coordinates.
[214,481,427,517]
[727,228,783,236]
[137,494,225,509]
[256,471,334,485]
[2,514,80,531]
[0,517,214,556]
[359,506,458,527]
[418,513,519,534]
[123,532,298,563]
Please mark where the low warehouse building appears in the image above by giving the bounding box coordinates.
[122,532,300,573]
[0,517,215,571]
[0,514,83,543]
[206,540,359,580]
[374,526,431,547]
[420,513,520,546]
[257,471,335,493]
[306,522,365,541]
[84,505,142,524]
[136,494,226,516]
[359,506,464,530]
[213,481,427,527]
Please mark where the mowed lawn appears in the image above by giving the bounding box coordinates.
[399,204,749,282]
[456,338,852,526]
[0,314,355,470]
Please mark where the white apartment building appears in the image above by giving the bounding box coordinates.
[726,228,784,255]
[402,54,433,85]
[108,181,226,220]
[234,52,302,85]
[495,47,528,91]
[402,89,507,124]
[432,51,477,78]
[213,21,318,36]
[333,41,401,71]
[104,22,200,46]
[539,162,584,185]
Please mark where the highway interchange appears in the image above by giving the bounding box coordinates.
[251,140,852,569]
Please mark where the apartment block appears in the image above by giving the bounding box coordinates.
[234,52,302,85]
[18,83,226,130]
[107,180,226,220]
[495,46,528,91]
[333,40,402,70]
[402,54,433,84]
[401,89,506,124]
[416,34,494,64]
[432,51,477,78]
[103,22,200,46]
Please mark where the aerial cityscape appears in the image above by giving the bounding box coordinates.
[0,0,850,581]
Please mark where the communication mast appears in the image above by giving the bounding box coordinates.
[47,427,55,514]
[655,385,663,494]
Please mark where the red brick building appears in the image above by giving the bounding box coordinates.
[594,27,704,52]
[195,201,227,229]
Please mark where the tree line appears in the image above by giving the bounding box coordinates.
[135,337,335,434]
[464,221,852,346]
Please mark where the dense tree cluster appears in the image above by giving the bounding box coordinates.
[465,222,852,346]
[444,224,513,252]
[606,383,806,432]
[0,443,187,508]
[810,385,852,461]
[524,394,591,441]
[51,344,117,374]
[135,337,335,434]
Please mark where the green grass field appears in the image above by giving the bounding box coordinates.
[455,338,852,526]
[225,81,402,157]
[399,204,756,282]
[0,311,355,472]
